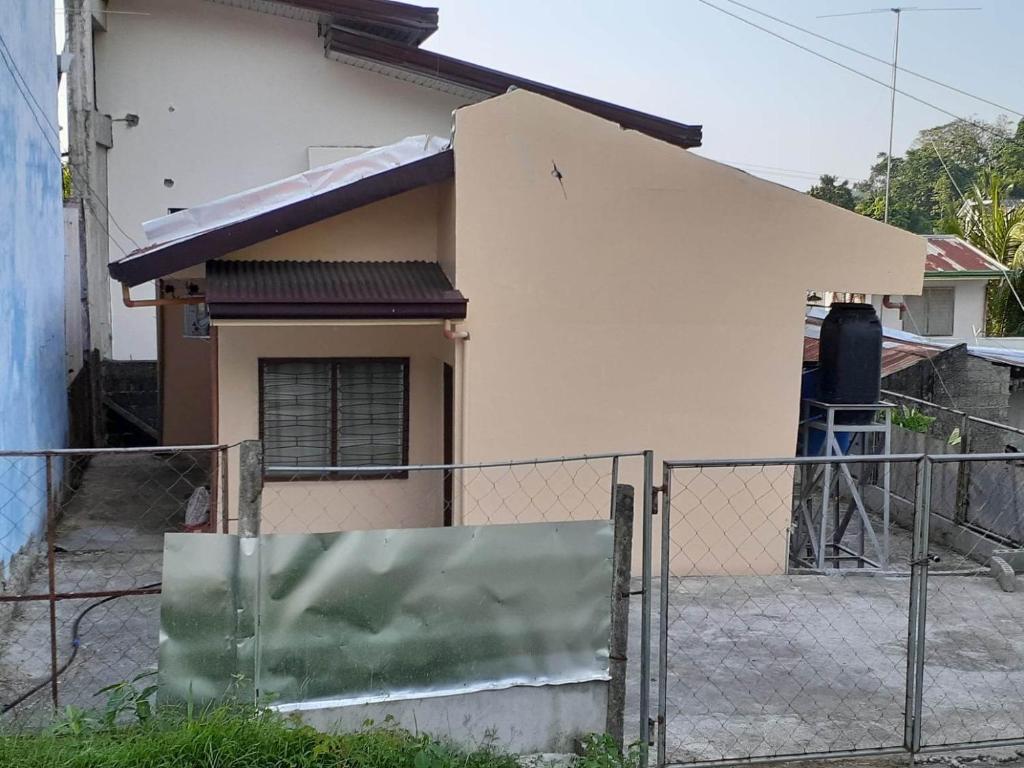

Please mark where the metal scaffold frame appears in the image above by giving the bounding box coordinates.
[792,400,895,570]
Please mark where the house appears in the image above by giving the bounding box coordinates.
[65,0,702,445]
[872,235,1004,342]
[109,89,924,571]
[0,3,67,581]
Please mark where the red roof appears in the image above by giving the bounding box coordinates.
[803,336,940,377]
[925,236,1003,276]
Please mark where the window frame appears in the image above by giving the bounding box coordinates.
[258,357,411,481]
[904,286,956,337]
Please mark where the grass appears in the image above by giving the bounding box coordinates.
[0,707,521,768]
[0,673,639,768]
[0,706,639,768]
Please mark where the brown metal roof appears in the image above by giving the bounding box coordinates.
[109,150,453,287]
[326,27,703,150]
[803,333,942,378]
[206,259,467,320]
[925,235,1004,277]
[283,0,438,45]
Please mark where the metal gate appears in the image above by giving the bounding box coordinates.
[643,453,1024,768]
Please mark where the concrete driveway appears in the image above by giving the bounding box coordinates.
[628,572,1024,764]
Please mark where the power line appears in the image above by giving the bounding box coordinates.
[696,0,1024,157]
[0,27,138,255]
[723,0,1022,117]
[928,139,965,200]
[712,158,863,180]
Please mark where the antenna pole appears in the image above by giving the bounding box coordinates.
[884,9,901,224]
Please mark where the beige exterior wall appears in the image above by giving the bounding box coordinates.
[212,174,456,531]
[224,185,443,264]
[96,0,464,359]
[160,183,450,447]
[436,180,456,284]
[218,322,454,533]
[452,91,925,573]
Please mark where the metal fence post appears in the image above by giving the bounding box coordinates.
[954,416,970,525]
[238,440,263,537]
[45,454,59,710]
[657,463,672,768]
[904,456,932,754]
[639,450,654,768]
[606,483,635,748]
[221,446,230,533]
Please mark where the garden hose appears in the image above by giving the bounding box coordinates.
[1,582,161,715]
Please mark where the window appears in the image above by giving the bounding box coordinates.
[903,287,955,337]
[260,359,409,476]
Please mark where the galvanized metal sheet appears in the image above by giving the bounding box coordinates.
[160,521,612,707]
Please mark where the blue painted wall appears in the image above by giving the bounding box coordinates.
[0,3,67,572]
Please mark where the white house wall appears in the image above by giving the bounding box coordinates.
[932,279,988,343]
[874,280,989,344]
[95,0,465,359]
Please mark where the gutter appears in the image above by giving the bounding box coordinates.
[121,283,205,308]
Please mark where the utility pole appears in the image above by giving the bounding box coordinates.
[884,9,901,224]
[66,0,115,446]
[819,6,981,224]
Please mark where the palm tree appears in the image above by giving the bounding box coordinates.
[943,173,1024,336]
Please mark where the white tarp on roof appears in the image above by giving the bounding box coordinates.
[141,135,449,247]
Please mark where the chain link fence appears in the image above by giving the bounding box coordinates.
[0,446,228,726]
[654,452,1024,768]
[916,454,1024,754]
[260,452,645,533]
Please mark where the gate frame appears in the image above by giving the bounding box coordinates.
[652,453,928,768]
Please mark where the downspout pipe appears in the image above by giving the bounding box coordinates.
[882,294,907,312]
[443,320,469,341]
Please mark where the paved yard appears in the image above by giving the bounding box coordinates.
[628,573,1024,765]
[0,452,209,726]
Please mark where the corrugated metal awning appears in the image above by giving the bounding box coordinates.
[207,260,467,320]
[925,235,1004,277]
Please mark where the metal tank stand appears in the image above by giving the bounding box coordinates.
[791,400,895,570]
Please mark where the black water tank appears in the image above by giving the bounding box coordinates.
[819,302,882,424]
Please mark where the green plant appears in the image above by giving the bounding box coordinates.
[97,671,159,727]
[576,734,643,768]
[891,406,937,433]
[1,703,532,768]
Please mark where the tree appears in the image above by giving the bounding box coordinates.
[944,173,1024,335]
[853,118,1021,234]
[809,174,855,210]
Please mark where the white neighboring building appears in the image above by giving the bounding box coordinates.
[69,0,702,363]
[873,235,1004,344]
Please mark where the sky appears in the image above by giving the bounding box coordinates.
[420,0,1024,190]
[54,0,1024,191]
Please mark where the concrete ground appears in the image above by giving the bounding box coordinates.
[4,455,1023,768]
[627,572,1024,766]
[0,452,209,726]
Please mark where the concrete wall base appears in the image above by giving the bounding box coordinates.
[281,681,608,754]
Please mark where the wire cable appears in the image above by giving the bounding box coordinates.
[0,583,162,715]
[722,0,1023,118]
[0,28,138,255]
[696,0,1024,155]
